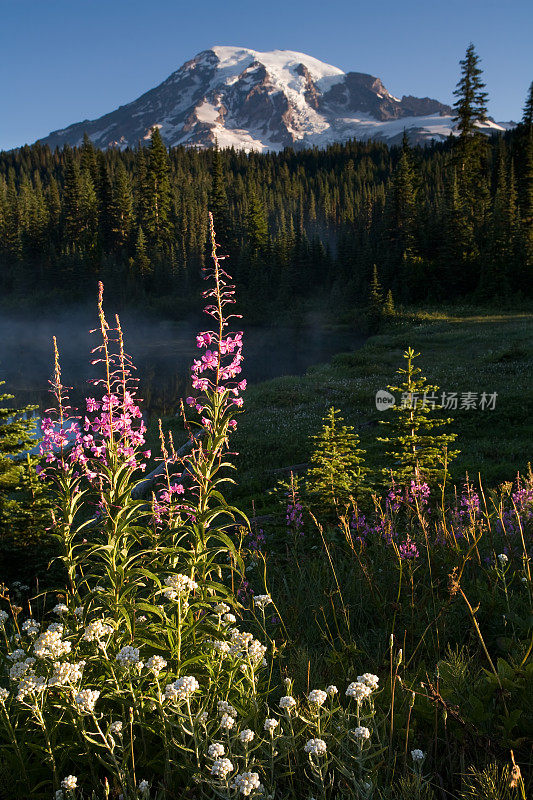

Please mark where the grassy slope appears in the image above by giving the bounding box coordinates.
[224,308,533,510]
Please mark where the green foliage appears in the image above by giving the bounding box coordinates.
[378,348,459,484]
[307,406,370,513]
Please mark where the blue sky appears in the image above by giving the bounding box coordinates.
[1,0,531,151]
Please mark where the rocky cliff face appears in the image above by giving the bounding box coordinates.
[36,46,507,152]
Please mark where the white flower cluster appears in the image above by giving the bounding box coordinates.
[75,688,100,713]
[326,685,338,695]
[146,655,167,675]
[411,748,425,762]
[308,689,327,706]
[0,687,8,702]
[9,658,35,680]
[264,718,278,732]
[211,757,234,779]
[346,681,373,701]
[138,779,150,795]
[53,604,69,615]
[16,674,47,701]
[208,742,225,758]
[220,713,235,730]
[34,625,71,659]
[211,639,231,655]
[61,775,77,791]
[239,728,254,743]
[279,695,296,709]
[163,573,198,600]
[116,645,141,666]
[357,673,379,691]
[164,675,199,701]
[214,603,230,614]
[498,553,509,565]
[0,610,9,626]
[21,619,40,635]
[228,629,266,665]
[304,738,327,755]
[253,594,272,610]
[49,661,85,687]
[232,771,261,796]
[8,649,26,661]
[110,720,123,734]
[222,613,237,623]
[83,620,113,642]
[218,699,238,717]
[352,726,371,740]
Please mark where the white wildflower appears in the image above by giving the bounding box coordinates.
[83,620,113,642]
[498,553,509,565]
[214,603,230,614]
[110,720,123,734]
[7,649,26,661]
[138,779,149,795]
[116,645,141,666]
[253,594,272,610]
[218,699,238,717]
[308,689,327,706]
[208,742,225,758]
[357,673,379,691]
[411,748,425,762]
[61,775,77,791]
[199,711,209,723]
[211,757,234,779]
[232,771,261,795]
[326,685,338,695]
[220,712,235,730]
[16,674,47,701]
[33,627,71,659]
[0,687,9,702]
[53,604,69,615]
[21,619,40,635]
[264,718,278,732]
[346,681,372,701]
[352,726,371,740]
[0,610,9,625]
[146,655,167,675]
[304,738,327,756]
[49,661,85,687]
[74,607,84,619]
[222,613,237,623]
[75,688,100,713]
[9,658,35,680]
[239,728,255,743]
[279,695,296,709]
[172,675,199,699]
[163,574,198,601]
[211,639,231,654]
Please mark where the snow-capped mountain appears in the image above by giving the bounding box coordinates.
[37,46,509,151]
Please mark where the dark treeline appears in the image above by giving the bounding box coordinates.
[1,73,532,316]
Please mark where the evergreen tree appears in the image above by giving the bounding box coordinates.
[307,406,370,513]
[111,161,133,252]
[209,144,232,255]
[367,264,384,331]
[522,81,533,126]
[134,226,150,277]
[143,127,172,250]
[452,43,489,140]
[383,289,395,318]
[378,348,459,485]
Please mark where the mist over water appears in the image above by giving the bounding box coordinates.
[0,306,365,418]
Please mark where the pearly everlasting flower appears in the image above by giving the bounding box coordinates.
[346,681,372,701]
[211,757,234,780]
[146,655,167,675]
[138,779,149,795]
[223,613,237,623]
[61,775,77,791]
[279,695,296,709]
[326,685,338,695]
[16,674,47,701]
[199,711,209,723]
[304,738,327,755]
[357,673,379,691]
[498,553,509,565]
[253,594,272,610]
[110,720,123,734]
[218,700,238,717]
[7,649,26,661]
[0,687,9,702]
[74,607,84,619]
[83,620,113,642]
[411,748,425,762]
[33,627,71,659]
[352,726,371,740]
[75,688,100,713]
[0,610,9,625]
[239,728,255,743]
[211,639,231,654]
[55,791,63,800]
[9,658,35,680]
[165,675,199,700]
[49,661,85,687]
[208,742,225,758]
[308,689,327,706]
[116,645,141,666]
[220,712,235,730]
[163,574,198,601]
[214,603,230,614]
[264,718,278,732]
[21,619,40,635]
[232,771,261,796]
[53,604,69,615]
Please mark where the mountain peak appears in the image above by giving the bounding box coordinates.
[36,46,508,152]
